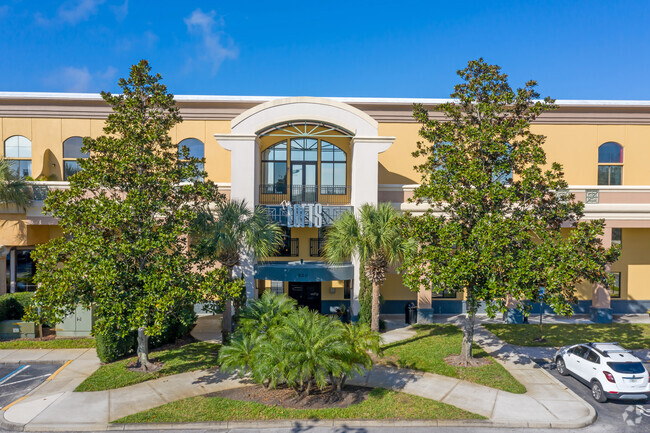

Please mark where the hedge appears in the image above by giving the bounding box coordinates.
[95,306,198,363]
[0,293,34,322]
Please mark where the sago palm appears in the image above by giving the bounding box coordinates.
[324,203,414,332]
[193,199,284,339]
[0,158,30,209]
[272,307,347,396]
[237,290,296,335]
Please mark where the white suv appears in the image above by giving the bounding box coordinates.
[555,342,650,403]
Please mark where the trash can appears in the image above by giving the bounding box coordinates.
[405,302,417,324]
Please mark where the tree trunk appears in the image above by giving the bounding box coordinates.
[221,264,236,342]
[222,299,233,342]
[136,327,154,371]
[460,296,479,363]
[371,281,381,333]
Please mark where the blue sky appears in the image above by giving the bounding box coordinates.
[0,0,648,99]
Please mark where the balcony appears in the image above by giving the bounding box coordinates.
[274,237,299,257]
[309,238,325,257]
[259,184,351,205]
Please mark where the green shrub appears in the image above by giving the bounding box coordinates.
[96,305,197,363]
[0,293,34,321]
[95,326,137,363]
[219,293,380,397]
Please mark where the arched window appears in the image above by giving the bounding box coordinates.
[4,136,31,178]
[261,141,287,193]
[598,142,623,185]
[178,138,205,179]
[63,136,89,180]
[320,141,346,194]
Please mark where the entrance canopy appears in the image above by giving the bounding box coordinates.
[255,260,353,282]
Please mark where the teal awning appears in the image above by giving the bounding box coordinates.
[255,261,353,282]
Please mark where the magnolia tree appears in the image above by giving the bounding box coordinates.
[25,60,241,370]
[401,59,620,364]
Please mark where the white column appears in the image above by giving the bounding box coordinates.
[350,136,394,209]
[214,134,259,301]
[349,136,395,317]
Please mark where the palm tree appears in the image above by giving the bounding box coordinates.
[193,199,284,340]
[0,158,30,209]
[324,203,414,332]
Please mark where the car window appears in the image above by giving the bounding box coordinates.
[607,362,646,374]
[569,346,587,357]
[586,350,600,363]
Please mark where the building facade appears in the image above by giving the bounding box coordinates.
[0,93,649,323]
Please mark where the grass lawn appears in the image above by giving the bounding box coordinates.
[114,387,484,423]
[75,341,220,392]
[0,338,96,349]
[483,323,650,349]
[381,324,526,394]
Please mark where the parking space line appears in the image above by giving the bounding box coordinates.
[46,360,72,381]
[0,365,29,385]
[0,374,51,388]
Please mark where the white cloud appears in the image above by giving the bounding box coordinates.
[45,66,117,92]
[184,9,238,75]
[115,30,158,53]
[110,0,128,22]
[35,0,106,26]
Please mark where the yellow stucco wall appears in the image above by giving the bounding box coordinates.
[0,117,231,183]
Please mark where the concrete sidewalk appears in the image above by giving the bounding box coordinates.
[1,328,597,431]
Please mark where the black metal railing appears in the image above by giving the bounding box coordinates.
[274,237,299,257]
[259,184,351,205]
[309,238,325,257]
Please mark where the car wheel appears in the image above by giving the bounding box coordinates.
[591,381,607,403]
[556,358,569,376]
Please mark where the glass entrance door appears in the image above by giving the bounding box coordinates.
[291,162,317,202]
[288,282,322,312]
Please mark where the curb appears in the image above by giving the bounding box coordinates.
[0,411,25,432]
[0,409,597,431]
[0,360,66,366]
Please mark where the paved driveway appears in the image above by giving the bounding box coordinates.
[0,363,61,408]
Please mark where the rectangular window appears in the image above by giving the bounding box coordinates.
[611,228,622,246]
[609,272,621,298]
[598,165,622,185]
[8,160,31,179]
[261,161,287,193]
[431,289,456,298]
[270,280,284,296]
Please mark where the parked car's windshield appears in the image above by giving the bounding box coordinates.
[606,362,646,374]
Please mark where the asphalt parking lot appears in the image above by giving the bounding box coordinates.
[0,363,61,409]
[534,359,650,432]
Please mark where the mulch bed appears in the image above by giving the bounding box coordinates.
[210,384,372,409]
[444,354,492,367]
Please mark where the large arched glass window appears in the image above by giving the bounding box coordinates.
[4,136,31,178]
[320,141,346,194]
[598,142,623,185]
[261,141,287,193]
[63,136,89,180]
